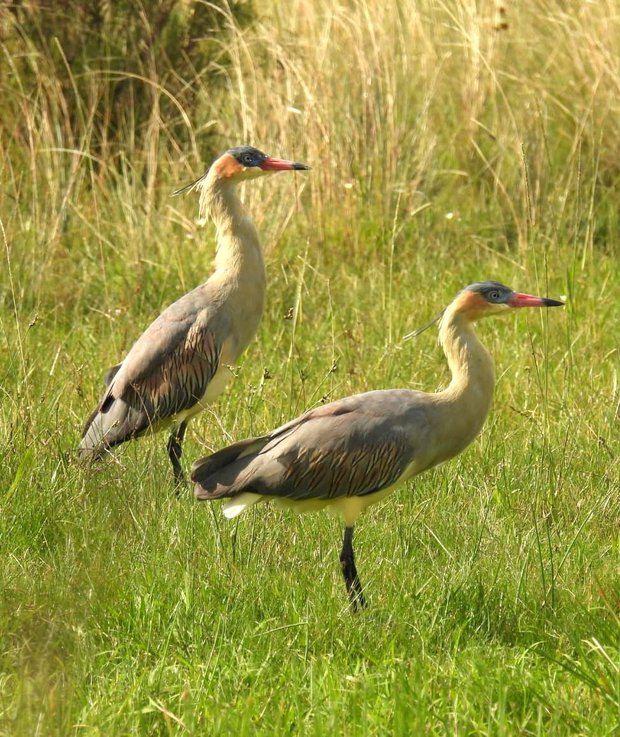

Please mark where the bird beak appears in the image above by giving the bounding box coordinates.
[259,157,311,171]
[507,292,565,308]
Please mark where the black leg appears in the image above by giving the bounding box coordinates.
[167,420,188,491]
[339,526,367,611]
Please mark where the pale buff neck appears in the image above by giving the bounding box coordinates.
[437,303,496,413]
[198,168,266,279]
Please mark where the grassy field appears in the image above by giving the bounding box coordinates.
[1,0,619,734]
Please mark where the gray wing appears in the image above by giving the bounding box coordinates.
[193,390,429,501]
[114,315,222,423]
[112,283,228,410]
[80,284,226,452]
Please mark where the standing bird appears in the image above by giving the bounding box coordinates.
[191,282,563,608]
[79,146,310,484]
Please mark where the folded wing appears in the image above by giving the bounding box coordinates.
[79,291,225,457]
[192,390,428,503]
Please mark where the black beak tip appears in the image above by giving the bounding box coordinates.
[543,297,565,307]
[293,162,311,171]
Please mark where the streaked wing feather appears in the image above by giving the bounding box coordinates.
[197,391,424,502]
[273,432,412,500]
[125,321,221,421]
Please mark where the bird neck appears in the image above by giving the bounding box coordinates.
[437,304,496,417]
[200,171,266,279]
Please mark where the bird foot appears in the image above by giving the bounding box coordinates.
[172,470,187,496]
[349,588,368,613]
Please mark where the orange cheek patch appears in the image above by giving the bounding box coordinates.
[455,291,488,318]
[214,154,244,179]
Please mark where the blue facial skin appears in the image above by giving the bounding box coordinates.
[463,281,513,305]
[227,146,268,168]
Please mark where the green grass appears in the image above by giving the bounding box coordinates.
[1,0,620,734]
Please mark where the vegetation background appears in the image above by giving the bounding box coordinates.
[0,0,618,734]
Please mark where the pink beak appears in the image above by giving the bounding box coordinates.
[508,292,564,308]
[259,156,310,171]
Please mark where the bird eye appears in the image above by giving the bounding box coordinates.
[242,153,254,165]
[488,290,501,301]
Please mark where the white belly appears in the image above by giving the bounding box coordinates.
[221,451,419,524]
[172,365,234,427]
[223,484,402,526]
[202,365,234,404]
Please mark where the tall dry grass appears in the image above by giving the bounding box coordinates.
[2,0,618,304]
[2,0,618,470]
[1,3,619,734]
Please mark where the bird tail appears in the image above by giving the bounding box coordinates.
[78,395,148,460]
[190,435,269,500]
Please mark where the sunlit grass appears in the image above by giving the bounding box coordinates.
[1,0,619,734]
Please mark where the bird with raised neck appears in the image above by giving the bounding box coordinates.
[191,281,563,608]
[79,145,310,485]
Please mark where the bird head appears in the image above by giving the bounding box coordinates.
[213,145,310,183]
[403,281,564,339]
[453,281,564,321]
[172,146,310,196]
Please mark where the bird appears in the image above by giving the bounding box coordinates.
[79,145,310,485]
[191,281,564,609]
